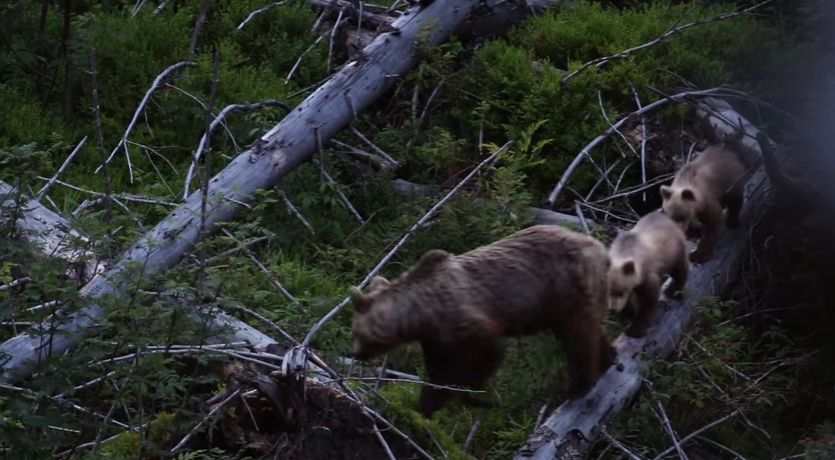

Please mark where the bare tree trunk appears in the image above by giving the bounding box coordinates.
[0,0,565,384]
[513,97,772,460]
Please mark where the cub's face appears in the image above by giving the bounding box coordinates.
[607,259,639,312]
[660,185,698,231]
[350,277,396,360]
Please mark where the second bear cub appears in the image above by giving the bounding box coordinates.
[608,211,690,338]
[660,145,746,263]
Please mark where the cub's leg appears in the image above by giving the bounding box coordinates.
[664,249,690,299]
[723,179,745,229]
[418,342,454,418]
[691,204,723,263]
[626,276,661,338]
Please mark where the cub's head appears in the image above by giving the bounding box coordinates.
[607,258,641,312]
[349,276,397,360]
[660,185,698,231]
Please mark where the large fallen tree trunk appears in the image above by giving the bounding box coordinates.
[513,97,772,460]
[0,0,571,384]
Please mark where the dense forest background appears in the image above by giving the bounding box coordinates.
[1,0,833,458]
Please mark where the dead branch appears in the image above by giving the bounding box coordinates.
[36,136,87,201]
[188,0,212,56]
[561,1,773,83]
[95,61,195,181]
[546,87,731,208]
[237,1,286,30]
[276,188,316,233]
[513,98,771,460]
[652,411,740,460]
[183,99,291,200]
[220,228,297,303]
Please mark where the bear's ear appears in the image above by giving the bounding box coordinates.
[621,260,636,276]
[420,249,450,266]
[369,276,390,291]
[681,188,695,201]
[660,185,673,200]
[350,287,372,313]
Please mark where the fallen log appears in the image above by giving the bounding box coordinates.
[0,180,280,350]
[2,0,566,383]
[0,182,104,286]
[513,97,772,460]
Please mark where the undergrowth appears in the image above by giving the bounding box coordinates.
[0,0,826,458]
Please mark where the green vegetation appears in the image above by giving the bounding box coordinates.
[0,0,830,458]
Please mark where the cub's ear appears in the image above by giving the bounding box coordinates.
[621,260,636,276]
[680,188,695,201]
[350,287,372,313]
[369,276,391,291]
[660,185,673,200]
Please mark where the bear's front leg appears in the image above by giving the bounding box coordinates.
[691,204,722,263]
[626,277,661,338]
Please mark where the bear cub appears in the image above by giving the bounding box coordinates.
[660,144,746,263]
[608,211,690,338]
[350,225,615,418]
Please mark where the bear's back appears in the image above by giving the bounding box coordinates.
[454,225,609,335]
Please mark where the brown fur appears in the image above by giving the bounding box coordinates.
[350,225,615,418]
[608,211,690,338]
[660,145,746,263]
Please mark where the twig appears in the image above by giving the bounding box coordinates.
[561,0,773,83]
[183,99,290,199]
[296,140,511,351]
[653,400,689,460]
[323,376,485,393]
[695,436,747,460]
[546,87,727,207]
[226,302,297,345]
[220,228,297,303]
[35,177,177,206]
[208,235,269,262]
[601,429,644,460]
[170,388,241,453]
[36,136,87,201]
[350,125,398,165]
[95,61,196,180]
[463,417,482,452]
[312,157,366,224]
[237,1,286,30]
[598,91,636,157]
[285,34,326,84]
[652,411,740,460]
[153,0,172,16]
[188,0,213,56]
[631,85,649,201]
[276,189,315,233]
[591,174,674,205]
[574,201,590,234]
[327,10,346,74]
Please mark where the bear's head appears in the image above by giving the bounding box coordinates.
[660,185,698,232]
[349,275,397,360]
[607,258,641,312]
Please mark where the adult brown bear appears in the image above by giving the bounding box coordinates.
[349,225,615,418]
